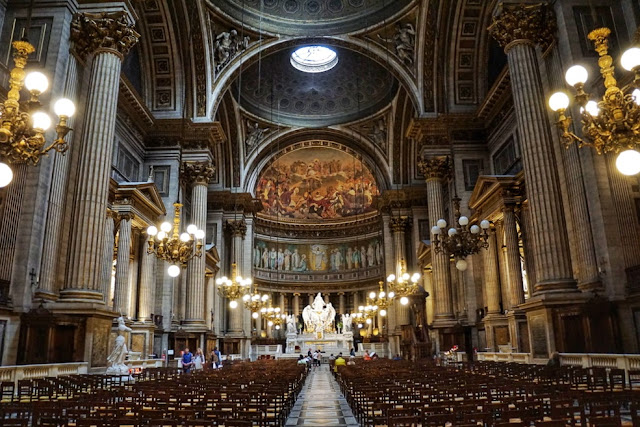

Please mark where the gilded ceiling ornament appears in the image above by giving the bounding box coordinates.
[70,11,140,60]
[180,161,215,186]
[487,2,556,52]
[417,156,452,181]
[390,216,412,233]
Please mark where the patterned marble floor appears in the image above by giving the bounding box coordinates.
[286,365,359,427]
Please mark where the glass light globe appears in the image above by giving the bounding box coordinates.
[160,222,172,232]
[358,323,363,328]
[431,226,441,235]
[25,71,48,93]
[548,92,570,112]
[458,216,469,226]
[470,225,480,234]
[215,278,223,285]
[252,312,258,319]
[448,228,457,237]
[275,325,280,330]
[245,278,252,285]
[379,291,385,298]
[387,274,396,282]
[402,273,410,281]
[156,231,167,240]
[268,321,273,326]
[581,100,599,116]
[633,89,640,106]
[616,150,640,176]
[366,318,372,324]
[195,229,205,240]
[186,224,197,234]
[621,47,640,71]
[220,276,228,282]
[358,305,364,311]
[388,292,395,298]
[411,273,421,282]
[480,220,490,229]
[167,265,180,277]
[400,296,409,305]
[456,259,468,271]
[180,232,191,242]
[379,309,387,317]
[147,225,158,236]
[243,294,250,302]
[260,307,267,313]
[229,300,238,309]
[262,295,269,301]
[565,65,588,86]
[275,307,281,313]
[437,219,447,229]
[0,163,13,188]
[369,291,376,299]
[54,98,76,117]
[31,112,51,131]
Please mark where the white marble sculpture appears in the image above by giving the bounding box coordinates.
[341,313,353,333]
[302,293,336,333]
[106,316,132,375]
[286,314,297,335]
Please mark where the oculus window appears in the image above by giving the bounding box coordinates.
[291,46,338,73]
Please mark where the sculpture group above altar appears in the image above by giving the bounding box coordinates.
[303,293,336,334]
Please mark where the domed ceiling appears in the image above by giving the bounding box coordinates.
[235,46,398,127]
[210,0,413,36]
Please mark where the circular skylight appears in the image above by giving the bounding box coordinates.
[290,46,338,73]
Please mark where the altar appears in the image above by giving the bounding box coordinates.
[285,293,355,355]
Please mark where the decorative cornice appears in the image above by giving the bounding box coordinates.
[226,219,247,238]
[208,191,263,214]
[488,2,556,53]
[390,216,412,233]
[254,214,381,240]
[71,11,140,61]
[181,161,215,186]
[374,187,428,211]
[147,120,226,152]
[417,156,452,181]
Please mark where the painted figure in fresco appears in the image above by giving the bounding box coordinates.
[262,247,269,269]
[368,243,376,267]
[346,247,353,270]
[353,247,361,269]
[311,245,326,271]
[293,254,308,271]
[284,249,292,271]
[254,245,262,268]
[277,249,285,270]
[375,241,383,266]
[269,248,277,270]
[292,249,301,270]
[335,249,344,271]
[361,245,367,268]
[329,249,337,272]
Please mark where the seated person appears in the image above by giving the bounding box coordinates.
[297,355,308,365]
[333,353,346,372]
[370,351,379,361]
[393,354,402,361]
[347,356,356,366]
[363,350,372,361]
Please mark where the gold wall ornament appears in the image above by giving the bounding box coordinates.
[180,161,216,186]
[549,27,640,175]
[0,40,76,186]
[70,11,140,60]
[146,203,205,277]
[488,2,556,52]
[417,156,452,181]
[431,197,490,269]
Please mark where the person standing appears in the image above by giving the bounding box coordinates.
[211,346,222,369]
[193,348,205,371]
[182,348,194,374]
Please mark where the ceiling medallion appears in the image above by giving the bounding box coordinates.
[290,46,338,73]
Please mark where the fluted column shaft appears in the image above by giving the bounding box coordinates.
[503,206,525,306]
[138,246,156,322]
[424,269,434,324]
[484,230,501,314]
[184,183,208,326]
[293,293,300,316]
[100,212,116,305]
[114,214,133,315]
[607,155,640,268]
[205,273,214,330]
[391,217,411,326]
[228,220,246,335]
[426,178,454,321]
[338,293,345,315]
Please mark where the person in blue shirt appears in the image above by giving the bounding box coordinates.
[182,348,193,373]
[350,348,356,357]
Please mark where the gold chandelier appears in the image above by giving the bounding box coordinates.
[431,197,490,271]
[146,203,205,277]
[243,287,270,318]
[0,40,76,187]
[366,281,394,317]
[216,262,251,308]
[261,304,286,330]
[386,259,421,305]
[549,27,640,176]
[352,306,376,326]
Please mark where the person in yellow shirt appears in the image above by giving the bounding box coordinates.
[333,353,346,372]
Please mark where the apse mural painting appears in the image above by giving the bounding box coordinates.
[255,147,378,219]
[253,237,384,272]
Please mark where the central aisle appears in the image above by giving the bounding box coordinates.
[285,365,359,427]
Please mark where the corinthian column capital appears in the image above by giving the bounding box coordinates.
[181,161,215,186]
[488,2,556,52]
[417,156,452,181]
[71,11,140,60]
[390,216,412,233]
[226,219,247,238]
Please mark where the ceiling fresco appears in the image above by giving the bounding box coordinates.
[255,146,379,221]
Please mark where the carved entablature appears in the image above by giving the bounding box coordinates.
[208,191,263,215]
[146,120,226,153]
[71,11,140,61]
[417,156,452,181]
[226,219,247,238]
[181,161,215,186]
[488,2,556,53]
[374,187,428,212]
[253,213,381,240]
[390,216,412,233]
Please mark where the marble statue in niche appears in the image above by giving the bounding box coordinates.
[245,121,268,150]
[214,29,249,73]
[378,22,415,65]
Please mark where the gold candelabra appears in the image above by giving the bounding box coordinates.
[431,197,490,271]
[216,262,251,308]
[146,203,204,277]
[244,287,270,318]
[386,259,421,305]
[0,41,76,187]
[366,281,394,317]
[549,27,640,176]
[261,304,286,330]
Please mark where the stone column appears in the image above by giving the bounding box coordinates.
[227,219,247,335]
[418,157,454,323]
[205,273,214,330]
[63,12,139,300]
[100,211,117,305]
[309,294,314,306]
[138,238,156,322]
[423,268,434,325]
[489,3,576,293]
[484,229,501,315]
[182,162,214,327]
[114,213,133,316]
[390,216,412,326]
[503,205,525,307]
[293,293,301,316]
[520,203,536,297]
[324,293,330,304]
[338,292,345,315]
